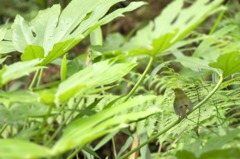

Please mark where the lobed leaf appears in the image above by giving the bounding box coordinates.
[209,52,240,78]
[0,59,42,87]
[52,96,159,154]
[56,60,136,103]
[3,0,144,66]
[96,0,224,57]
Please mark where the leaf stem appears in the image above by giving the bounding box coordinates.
[119,75,223,159]
[29,69,40,90]
[36,68,43,87]
[124,56,154,102]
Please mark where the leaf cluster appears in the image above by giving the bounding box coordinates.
[0,0,240,159]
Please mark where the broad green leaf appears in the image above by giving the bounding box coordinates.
[0,59,42,87]
[0,27,6,41]
[68,0,123,38]
[0,139,52,159]
[81,1,146,37]
[52,96,159,154]
[53,0,111,42]
[123,22,154,51]
[0,103,50,126]
[200,148,240,159]
[92,33,126,53]
[175,56,216,72]
[176,150,197,159]
[66,53,87,77]
[95,0,223,57]
[30,5,61,53]
[193,25,237,61]
[0,41,16,54]
[209,52,240,78]
[56,60,136,103]
[21,45,45,61]
[181,128,240,157]
[11,15,35,52]
[132,0,224,56]
[40,36,83,65]
[6,0,144,65]
[200,128,240,154]
[0,90,38,107]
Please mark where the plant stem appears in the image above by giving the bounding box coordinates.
[45,98,83,146]
[209,9,226,35]
[38,106,53,140]
[36,68,43,87]
[124,56,154,102]
[29,70,40,90]
[119,75,223,159]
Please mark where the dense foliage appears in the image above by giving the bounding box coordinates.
[0,0,240,158]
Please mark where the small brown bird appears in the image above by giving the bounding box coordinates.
[173,88,193,118]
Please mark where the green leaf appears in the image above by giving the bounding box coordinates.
[30,5,61,53]
[93,131,118,151]
[175,56,216,72]
[6,0,144,64]
[176,150,197,159]
[52,96,159,154]
[101,0,223,57]
[0,41,16,54]
[0,59,42,87]
[181,128,240,157]
[66,53,87,77]
[82,146,101,159]
[94,1,146,29]
[56,60,136,103]
[0,139,52,159]
[90,27,103,46]
[0,27,7,41]
[0,56,8,65]
[37,88,56,105]
[11,15,35,52]
[40,36,83,65]
[0,103,50,125]
[21,45,45,61]
[200,128,240,154]
[193,25,237,61]
[92,33,126,53]
[0,90,38,107]
[53,0,110,41]
[150,0,223,56]
[209,52,240,78]
[200,148,240,159]
[60,54,67,81]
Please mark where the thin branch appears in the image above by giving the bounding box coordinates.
[124,56,154,102]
